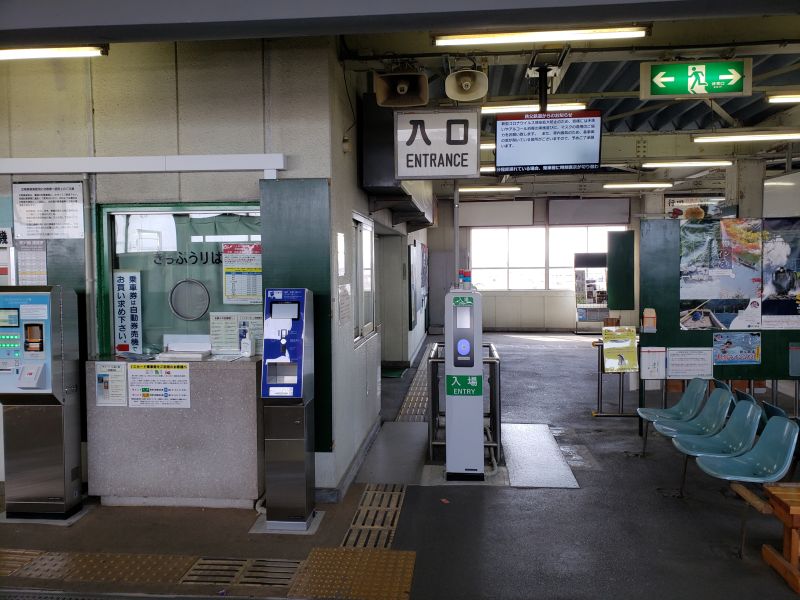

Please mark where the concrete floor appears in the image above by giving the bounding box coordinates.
[391,333,799,600]
[2,332,799,599]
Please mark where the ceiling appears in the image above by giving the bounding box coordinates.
[343,15,800,196]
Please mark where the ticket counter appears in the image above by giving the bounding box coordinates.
[86,357,262,508]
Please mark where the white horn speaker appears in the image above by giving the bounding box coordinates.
[445,69,488,102]
[373,72,429,107]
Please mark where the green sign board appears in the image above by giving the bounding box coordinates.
[639,59,752,100]
[446,374,483,396]
[453,296,474,306]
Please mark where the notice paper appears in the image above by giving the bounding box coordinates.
[209,312,263,354]
[95,362,128,407]
[667,347,714,379]
[222,243,262,304]
[16,239,47,285]
[13,181,85,239]
[640,347,666,380]
[128,363,190,408]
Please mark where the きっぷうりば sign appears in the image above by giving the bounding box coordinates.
[395,109,481,180]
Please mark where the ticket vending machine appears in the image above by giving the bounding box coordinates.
[444,287,484,480]
[0,286,81,518]
[261,288,315,531]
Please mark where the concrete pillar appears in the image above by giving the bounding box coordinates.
[725,159,765,218]
[642,192,665,216]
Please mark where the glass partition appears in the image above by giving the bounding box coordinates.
[103,207,261,354]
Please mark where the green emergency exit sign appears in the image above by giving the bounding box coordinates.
[639,59,752,100]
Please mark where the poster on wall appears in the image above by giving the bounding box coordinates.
[712,332,761,365]
[601,326,639,373]
[128,363,190,408]
[16,239,47,285]
[665,196,736,220]
[640,347,667,379]
[762,219,800,329]
[679,219,762,329]
[12,182,85,239]
[112,271,142,354]
[95,362,129,407]
[222,243,262,304]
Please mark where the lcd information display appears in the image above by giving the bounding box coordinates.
[271,302,299,320]
[495,110,602,174]
[0,308,19,328]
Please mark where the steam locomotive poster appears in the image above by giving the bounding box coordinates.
[762,219,800,329]
[679,219,762,330]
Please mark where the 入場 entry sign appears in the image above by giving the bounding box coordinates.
[639,59,752,100]
[395,108,480,180]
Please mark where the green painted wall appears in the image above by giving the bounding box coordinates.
[260,179,333,451]
[607,230,635,310]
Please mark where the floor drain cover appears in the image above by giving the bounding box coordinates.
[342,484,406,549]
[0,549,42,576]
[288,547,415,600]
[181,557,300,587]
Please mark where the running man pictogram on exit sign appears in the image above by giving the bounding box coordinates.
[639,59,752,100]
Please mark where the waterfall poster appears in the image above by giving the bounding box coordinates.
[679,219,762,329]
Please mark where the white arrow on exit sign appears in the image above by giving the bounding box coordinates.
[718,68,742,85]
[652,71,675,88]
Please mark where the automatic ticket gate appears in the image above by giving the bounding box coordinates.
[0,286,81,518]
[261,288,315,531]
[444,287,484,480]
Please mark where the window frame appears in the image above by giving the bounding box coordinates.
[469,224,627,292]
[352,212,375,341]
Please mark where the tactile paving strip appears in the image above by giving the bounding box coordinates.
[180,557,300,587]
[342,484,406,549]
[64,553,196,584]
[396,344,431,422]
[288,547,415,600]
[0,549,42,576]
[11,551,196,584]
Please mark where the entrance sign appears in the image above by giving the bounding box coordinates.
[640,59,752,100]
[395,108,480,179]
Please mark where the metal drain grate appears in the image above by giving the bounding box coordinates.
[396,345,431,422]
[342,484,406,549]
[0,549,42,576]
[288,547,415,600]
[180,556,300,587]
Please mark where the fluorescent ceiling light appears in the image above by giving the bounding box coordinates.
[482,102,586,115]
[764,181,796,186]
[642,160,732,168]
[480,142,496,150]
[458,186,521,193]
[434,27,648,46]
[768,94,800,104]
[0,46,106,60]
[603,182,673,189]
[480,165,496,173]
[694,131,800,143]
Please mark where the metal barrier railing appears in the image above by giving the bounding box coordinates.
[427,342,502,462]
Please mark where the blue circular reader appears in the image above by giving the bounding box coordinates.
[457,338,471,356]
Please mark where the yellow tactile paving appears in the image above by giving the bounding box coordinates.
[288,547,415,600]
[396,344,432,422]
[63,553,196,584]
[12,552,74,580]
[0,549,42,576]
